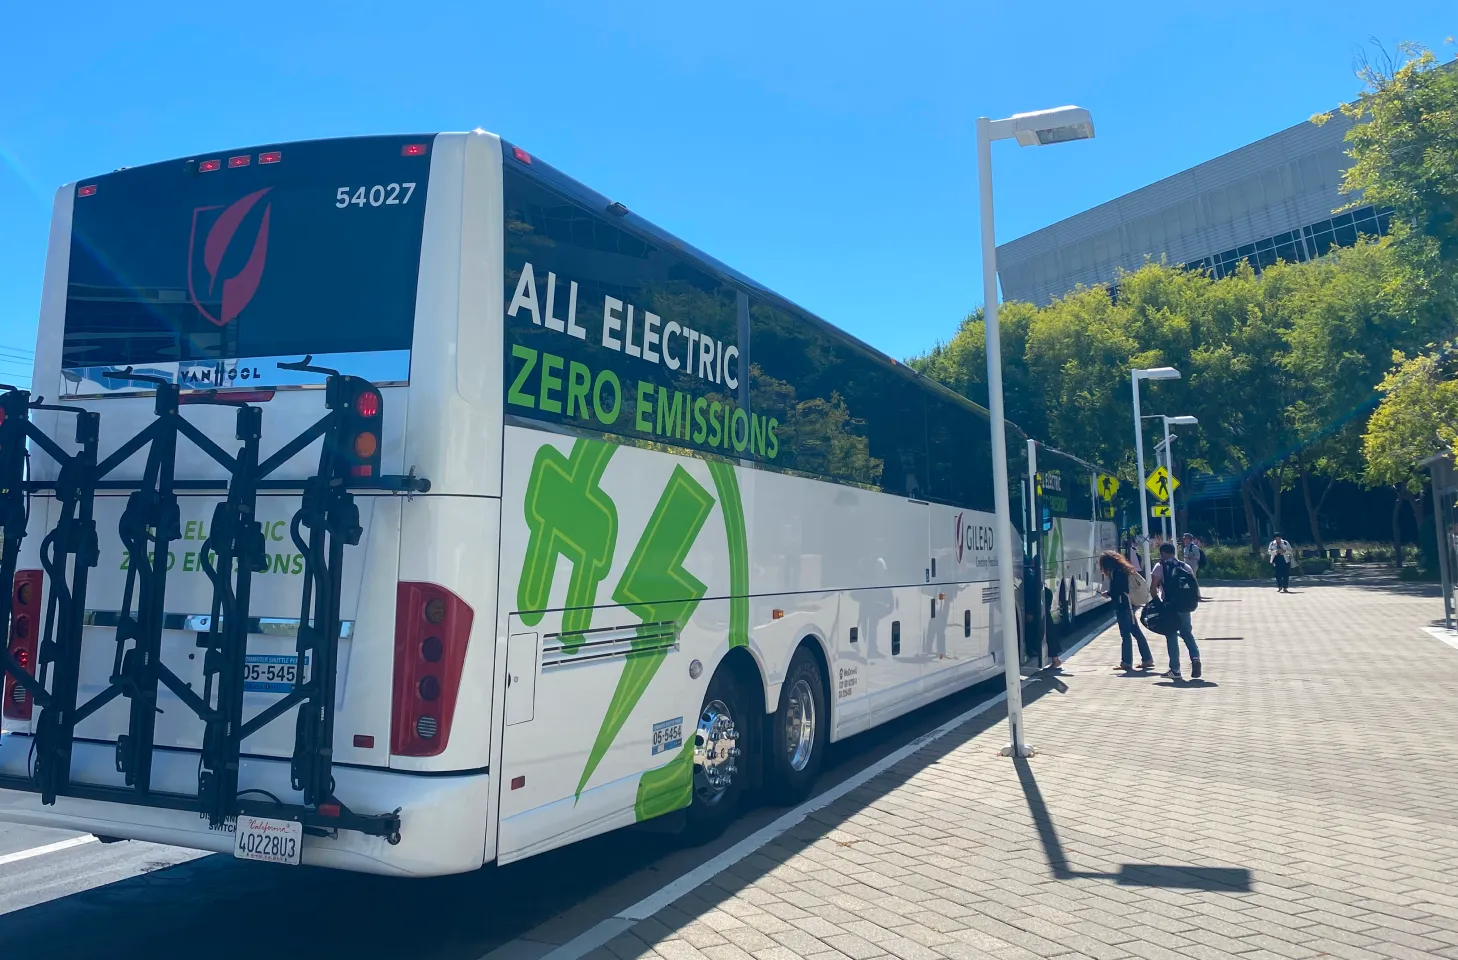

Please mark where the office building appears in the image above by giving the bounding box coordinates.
[996,111,1394,306]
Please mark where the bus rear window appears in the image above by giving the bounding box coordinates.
[62,135,432,394]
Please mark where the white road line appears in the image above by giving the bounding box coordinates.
[1423,626,1458,650]
[0,835,97,867]
[522,617,1111,960]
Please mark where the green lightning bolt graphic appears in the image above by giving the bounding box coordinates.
[576,465,714,801]
[517,438,618,646]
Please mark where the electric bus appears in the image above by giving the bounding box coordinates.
[0,131,1114,876]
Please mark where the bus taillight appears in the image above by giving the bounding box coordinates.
[391,582,474,757]
[330,379,383,478]
[3,570,43,721]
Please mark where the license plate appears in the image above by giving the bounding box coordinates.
[242,654,308,694]
[651,717,683,756]
[233,815,302,866]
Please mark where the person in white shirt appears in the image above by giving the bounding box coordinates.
[1181,533,1203,577]
[1267,534,1294,593]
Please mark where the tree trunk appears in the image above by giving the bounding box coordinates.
[1241,479,1262,552]
[1407,489,1432,573]
[1266,474,1284,536]
[1300,466,1326,554]
[1392,490,1404,568]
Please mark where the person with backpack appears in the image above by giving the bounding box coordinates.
[1148,541,1203,680]
[1181,533,1204,577]
[1099,550,1154,672]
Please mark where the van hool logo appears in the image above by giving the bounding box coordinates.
[188,188,272,326]
[955,511,994,563]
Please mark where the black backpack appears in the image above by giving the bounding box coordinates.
[1163,559,1200,613]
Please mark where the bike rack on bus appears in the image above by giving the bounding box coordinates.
[0,361,429,844]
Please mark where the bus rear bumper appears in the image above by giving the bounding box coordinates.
[0,736,492,877]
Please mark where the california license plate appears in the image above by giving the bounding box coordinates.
[233,815,303,866]
[242,654,308,694]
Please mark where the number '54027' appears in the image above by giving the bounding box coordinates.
[336,183,416,208]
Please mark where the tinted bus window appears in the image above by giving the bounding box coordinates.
[63,135,430,391]
[926,392,995,512]
[749,298,928,497]
[503,168,748,460]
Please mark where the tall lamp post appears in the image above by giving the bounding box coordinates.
[1132,367,1180,574]
[1162,415,1198,545]
[978,105,1095,759]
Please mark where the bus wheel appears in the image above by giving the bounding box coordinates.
[684,667,749,843]
[765,647,827,804]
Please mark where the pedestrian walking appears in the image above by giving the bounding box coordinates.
[1099,550,1154,671]
[1181,533,1203,577]
[1268,533,1294,593]
[1148,541,1203,680]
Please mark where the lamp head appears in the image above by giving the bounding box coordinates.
[1166,415,1199,426]
[1135,366,1181,381]
[1005,106,1096,147]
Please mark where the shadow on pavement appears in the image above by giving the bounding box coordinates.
[1013,756,1251,892]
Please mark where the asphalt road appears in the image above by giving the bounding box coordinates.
[0,617,1108,960]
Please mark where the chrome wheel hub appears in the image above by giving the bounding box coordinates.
[693,699,740,805]
[784,678,816,772]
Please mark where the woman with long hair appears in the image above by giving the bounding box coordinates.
[1099,549,1154,671]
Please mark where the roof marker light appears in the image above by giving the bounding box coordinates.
[402,143,428,157]
[77,185,97,197]
[512,146,532,164]
[228,155,250,168]
[259,151,281,164]
[198,159,222,172]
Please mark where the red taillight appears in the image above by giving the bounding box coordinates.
[198,159,222,172]
[4,570,42,721]
[512,146,532,164]
[259,151,282,164]
[353,390,380,418]
[402,143,428,157]
[77,184,97,197]
[391,582,473,757]
[228,155,250,168]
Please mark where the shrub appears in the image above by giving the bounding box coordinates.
[1199,545,1270,580]
[1298,557,1332,575]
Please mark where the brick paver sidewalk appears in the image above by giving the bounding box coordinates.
[593,570,1458,960]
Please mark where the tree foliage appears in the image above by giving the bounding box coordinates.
[1321,44,1458,278]
[909,43,1457,549]
[1363,349,1458,492]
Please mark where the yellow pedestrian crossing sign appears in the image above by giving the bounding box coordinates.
[1096,474,1119,501]
[1145,466,1178,502]
[1151,504,1171,518]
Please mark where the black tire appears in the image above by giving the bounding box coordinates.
[682,665,751,844]
[764,647,828,805]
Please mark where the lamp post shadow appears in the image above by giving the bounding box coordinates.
[1012,756,1252,892]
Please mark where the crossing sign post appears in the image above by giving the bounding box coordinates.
[1096,474,1119,501]
[1144,466,1178,502]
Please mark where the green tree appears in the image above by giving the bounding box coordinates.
[1364,348,1458,566]
[1319,43,1458,298]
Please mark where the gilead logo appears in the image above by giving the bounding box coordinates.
[187,188,272,326]
[955,511,995,563]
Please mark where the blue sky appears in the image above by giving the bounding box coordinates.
[1,1,1452,379]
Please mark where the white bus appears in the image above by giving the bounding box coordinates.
[0,131,1114,877]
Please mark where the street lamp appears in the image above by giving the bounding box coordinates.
[1162,415,1198,547]
[1132,367,1180,574]
[978,104,1095,759]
